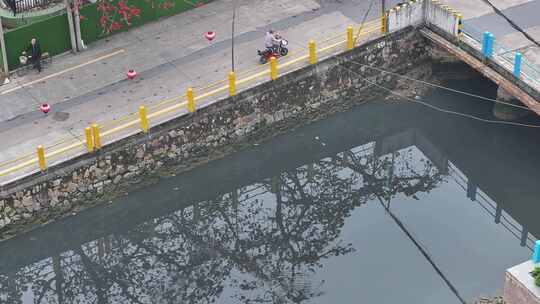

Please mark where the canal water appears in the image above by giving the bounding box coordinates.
[1,75,540,304]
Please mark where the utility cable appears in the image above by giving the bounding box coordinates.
[478,0,540,48]
[375,196,467,304]
[352,0,377,46]
[337,64,540,128]
[231,0,238,72]
[346,59,534,112]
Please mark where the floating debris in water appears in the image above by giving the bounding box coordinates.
[173,187,180,191]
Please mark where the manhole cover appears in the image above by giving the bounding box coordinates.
[53,111,70,121]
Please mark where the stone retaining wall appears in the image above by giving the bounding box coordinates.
[0,26,434,239]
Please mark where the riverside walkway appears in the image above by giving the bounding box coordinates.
[0,0,386,185]
[0,0,538,186]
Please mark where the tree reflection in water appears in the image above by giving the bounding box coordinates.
[0,143,443,304]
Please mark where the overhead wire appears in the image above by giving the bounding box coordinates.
[352,0,377,46]
[346,59,534,112]
[478,0,540,48]
[336,64,540,128]
[375,196,467,304]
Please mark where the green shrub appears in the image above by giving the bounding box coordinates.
[533,267,540,287]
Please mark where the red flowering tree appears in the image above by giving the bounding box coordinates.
[96,0,142,35]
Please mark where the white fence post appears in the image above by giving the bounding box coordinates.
[0,16,8,75]
[424,0,462,37]
[387,0,424,33]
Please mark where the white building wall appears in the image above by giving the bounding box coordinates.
[425,0,459,36]
[387,0,459,37]
[388,0,424,33]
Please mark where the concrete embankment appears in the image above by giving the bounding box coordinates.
[0,26,454,239]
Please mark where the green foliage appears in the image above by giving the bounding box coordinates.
[4,13,71,68]
[4,0,213,69]
[533,267,540,287]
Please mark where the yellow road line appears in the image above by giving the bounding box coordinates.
[0,157,37,177]
[96,22,380,130]
[1,49,126,95]
[0,19,383,179]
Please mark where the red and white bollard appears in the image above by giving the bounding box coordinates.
[204,31,216,42]
[127,69,137,80]
[40,103,50,114]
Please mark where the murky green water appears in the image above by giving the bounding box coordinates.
[1,76,539,304]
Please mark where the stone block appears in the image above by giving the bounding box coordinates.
[504,261,540,304]
[113,175,122,184]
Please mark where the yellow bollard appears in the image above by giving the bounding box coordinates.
[309,40,317,64]
[187,87,196,113]
[85,127,94,152]
[229,71,236,96]
[457,14,463,39]
[92,123,101,150]
[347,26,354,50]
[381,13,388,34]
[270,57,278,80]
[139,105,149,133]
[37,145,46,171]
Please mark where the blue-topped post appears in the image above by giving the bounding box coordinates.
[514,52,522,78]
[482,31,489,55]
[533,240,540,264]
[486,33,494,58]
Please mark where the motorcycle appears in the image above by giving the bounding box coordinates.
[257,37,289,64]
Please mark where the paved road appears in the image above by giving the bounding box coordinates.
[0,0,402,182]
[0,0,537,183]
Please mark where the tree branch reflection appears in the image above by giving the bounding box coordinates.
[0,144,443,303]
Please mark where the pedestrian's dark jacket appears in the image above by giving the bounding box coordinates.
[28,42,41,61]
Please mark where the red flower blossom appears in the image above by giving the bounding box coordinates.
[129,7,141,16]
[97,0,142,34]
[98,2,115,13]
[111,21,122,31]
[100,15,108,27]
[97,2,107,12]
[119,8,129,19]
[118,0,128,9]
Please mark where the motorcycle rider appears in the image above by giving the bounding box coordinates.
[265,30,281,53]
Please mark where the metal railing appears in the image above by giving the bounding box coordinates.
[3,0,62,14]
[461,22,540,88]
[0,18,383,183]
[448,162,537,251]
